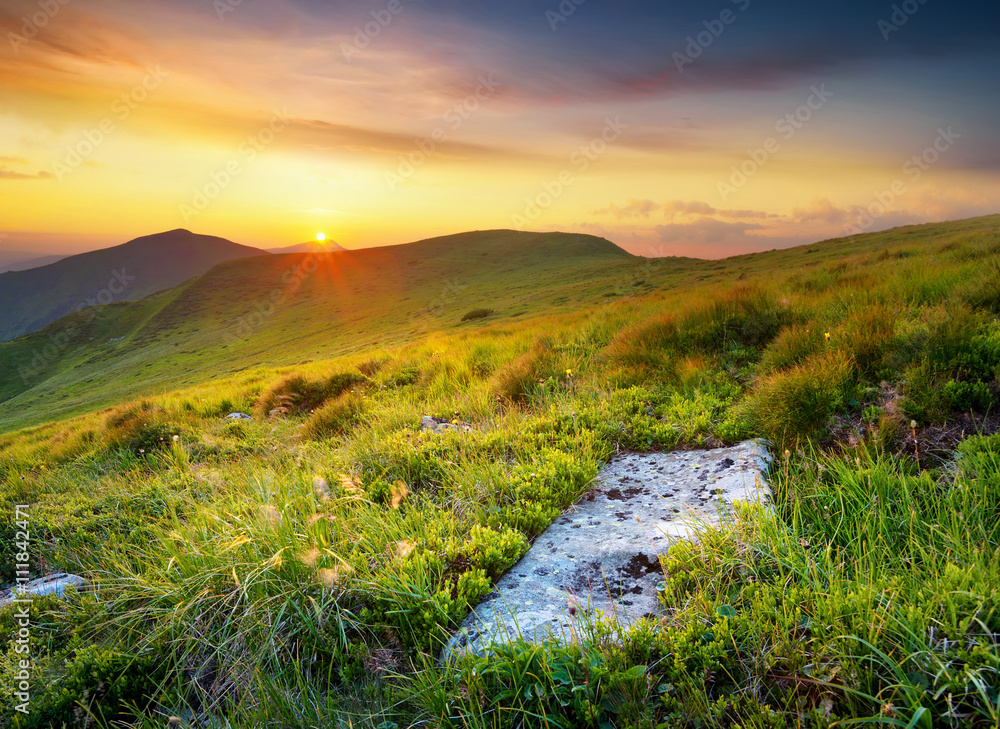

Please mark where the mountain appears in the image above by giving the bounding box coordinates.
[0,251,68,273]
[268,240,348,254]
[0,230,642,428]
[0,229,268,342]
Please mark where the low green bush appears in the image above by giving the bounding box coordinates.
[303,392,366,439]
[490,339,559,403]
[254,371,367,418]
[744,352,851,447]
[103,401,180,454]
[461,308,495,322]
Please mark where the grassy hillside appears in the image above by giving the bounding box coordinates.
[0,229,267,342]
[0,216,999,728]
[0,230,644,431]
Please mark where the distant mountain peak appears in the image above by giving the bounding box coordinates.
[267,240,348,254]
[0,231,269,342]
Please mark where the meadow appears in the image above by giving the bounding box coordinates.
[1,216,999,728]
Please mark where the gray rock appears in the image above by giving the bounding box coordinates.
[420,415,472,434]
[443,441,771,659]
[226,413,253,421]
[0,573,88,607]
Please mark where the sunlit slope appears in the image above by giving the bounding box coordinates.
[3,216,997,434]
[0,230,650,429]
[0,229,268,342]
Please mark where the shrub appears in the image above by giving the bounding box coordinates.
[963,261,1000,313]
[837,303,897,377]
[254,371,366,418]
[758,324,823,374]
[677,285,793,354]
[461,308,495,322]
[744,352,851,447]
[303,391,365,439]
[373,525,526,649]
[103,400,179,453]
[901,310,1000,421]
[605,315,678,382]
[490,339,558,403]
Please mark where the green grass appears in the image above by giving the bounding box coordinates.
[0,216,999,727]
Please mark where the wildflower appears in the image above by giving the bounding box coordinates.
[172,434,180,442]
[566,369,574,377]
[824,332,831,341]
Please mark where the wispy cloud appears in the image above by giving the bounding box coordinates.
[0,165,53,180]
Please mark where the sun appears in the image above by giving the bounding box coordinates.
[315,233,327,242]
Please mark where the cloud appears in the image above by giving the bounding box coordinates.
[591,199,660,219]
[0,166,53,180]
[717,208,776,219]
[593,199,778,222]
[655,218,765,244]
[664,200,716,216]
[792,198,854,225]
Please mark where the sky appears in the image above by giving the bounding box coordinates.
[1,0,999,259]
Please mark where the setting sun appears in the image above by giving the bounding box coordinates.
[315,233,327,242]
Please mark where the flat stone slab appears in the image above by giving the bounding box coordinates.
[444,441,770,659]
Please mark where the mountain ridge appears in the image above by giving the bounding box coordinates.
[0,229,268,341]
